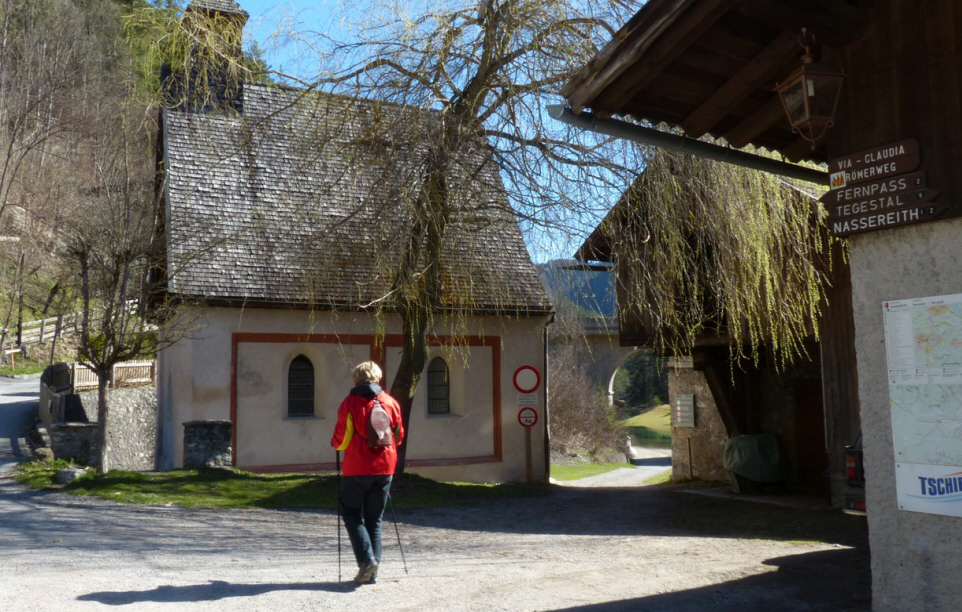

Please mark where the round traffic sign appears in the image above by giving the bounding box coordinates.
[513,366,541,393]
[518,407,538,428]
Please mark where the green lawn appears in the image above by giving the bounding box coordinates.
[14,460,548,509]
[622,404,671,443]
[0,355,49,376]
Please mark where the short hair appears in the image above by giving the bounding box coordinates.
[353,361,382,386]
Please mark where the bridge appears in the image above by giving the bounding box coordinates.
[575,316,642,402]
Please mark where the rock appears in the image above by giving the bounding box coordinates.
[54,468,88,484]
[32,448,54,461]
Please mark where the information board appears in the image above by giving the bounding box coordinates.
[883,292,962,517]
[674,394,695,428]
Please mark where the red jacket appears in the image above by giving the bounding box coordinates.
[331,385,405,476]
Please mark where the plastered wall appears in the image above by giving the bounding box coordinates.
[849,217,962,611]
[157,307,548,483]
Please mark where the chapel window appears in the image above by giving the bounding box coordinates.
[427,357,450,415]
[288,355,314,417]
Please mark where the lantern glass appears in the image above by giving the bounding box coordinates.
[776,59,844,146]
[779,79,808,125]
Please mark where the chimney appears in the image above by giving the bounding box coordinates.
[163,0,250,112]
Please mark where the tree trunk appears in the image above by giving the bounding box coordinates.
[388,144,449,475]
[390,303,430,475]
[96,372,110,474]
[15,250,24,347]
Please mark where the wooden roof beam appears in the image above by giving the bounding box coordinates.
[600,0,739,114]
[561,0,699,113]
[736,0,863,49]
[681,31,801,138]
[723,94,786,147]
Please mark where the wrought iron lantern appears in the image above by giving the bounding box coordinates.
[775,31,845,149]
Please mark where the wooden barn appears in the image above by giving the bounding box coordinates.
[558,1,962,609]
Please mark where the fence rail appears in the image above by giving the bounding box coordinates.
[71,360,156,392]
[1,300,140,353]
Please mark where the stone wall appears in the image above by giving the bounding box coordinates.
[183,420,233,468]
[49,423,99,466]
[77,385,157,471]
[669,364,728,482]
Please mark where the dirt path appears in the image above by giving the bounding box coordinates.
[0,472,869,612]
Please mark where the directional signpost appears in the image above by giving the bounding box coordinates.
[825,139,948,237]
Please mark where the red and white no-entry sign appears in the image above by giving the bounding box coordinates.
[513,365,541,393]
[518,407,538,428]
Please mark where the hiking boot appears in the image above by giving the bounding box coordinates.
[354,559,378,585]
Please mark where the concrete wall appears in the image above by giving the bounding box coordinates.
[849,217,962,611]
[158,307,549,483]
[669,364,727,482]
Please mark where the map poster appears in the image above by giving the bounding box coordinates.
[883,293,962,517]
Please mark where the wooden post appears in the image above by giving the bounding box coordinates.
[524,427,533,484]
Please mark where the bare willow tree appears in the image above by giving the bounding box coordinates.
[292,0,640,471]
[589,146,839,367]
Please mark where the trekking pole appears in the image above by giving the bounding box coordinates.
[387,492,408,574]
[335,450,342,582]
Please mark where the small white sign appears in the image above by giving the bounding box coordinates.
[518,394,537,408]
[518,407,538,428]
[896,463,962,517]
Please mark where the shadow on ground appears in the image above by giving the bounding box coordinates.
[543,547,871,612]
[78,580,355,605]
[630,456,671,467]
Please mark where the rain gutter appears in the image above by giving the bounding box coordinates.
[547,105,830,186]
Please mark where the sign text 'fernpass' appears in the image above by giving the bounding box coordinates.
[821,170,926,207]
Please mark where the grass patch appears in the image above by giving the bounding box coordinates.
[13,460,548,510]
[0,354,50,376]
[551,462,631,481]
[643,470,672,485]
[622,404,671,444]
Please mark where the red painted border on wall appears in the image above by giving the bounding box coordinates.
[230,332,502,470]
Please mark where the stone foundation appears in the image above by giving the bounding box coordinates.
[49,423,99,466]
[183,421,233,468]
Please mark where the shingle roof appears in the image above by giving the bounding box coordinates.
[186,0,248,19]
[161,83,552,314]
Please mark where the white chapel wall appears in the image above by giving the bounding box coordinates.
[159,307,548,483]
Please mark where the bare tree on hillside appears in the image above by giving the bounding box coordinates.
[0,0,128,350]
[60,97,164,473]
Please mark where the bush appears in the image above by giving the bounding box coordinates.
[548,342,620,457]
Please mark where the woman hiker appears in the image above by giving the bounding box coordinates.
[331,361,405,585]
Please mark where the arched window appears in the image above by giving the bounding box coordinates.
[288,355,314,417]
[427,357,450,415]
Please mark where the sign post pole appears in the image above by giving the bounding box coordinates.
[524,427,532,484]
[514,366,541,485]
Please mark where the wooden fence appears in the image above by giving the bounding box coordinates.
[71,361,156,391]
[1,300,140,353]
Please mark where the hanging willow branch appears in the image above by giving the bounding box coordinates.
[598,147,841,367]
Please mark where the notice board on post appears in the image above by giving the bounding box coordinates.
[673,394,695,428]
[883,292,962,517]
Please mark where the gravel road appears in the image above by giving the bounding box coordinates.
[0,467,870,612]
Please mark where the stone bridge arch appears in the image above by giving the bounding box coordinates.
[577,317,641,403]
